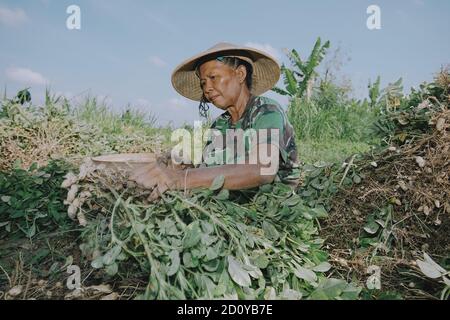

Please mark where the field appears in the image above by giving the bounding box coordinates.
[0,49,448,300]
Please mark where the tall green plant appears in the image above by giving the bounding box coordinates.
[273,38,330,101]
[368,76,381,109]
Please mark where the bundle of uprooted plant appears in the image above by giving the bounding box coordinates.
[0,92,164,171]
[61,158,360,300]
[323,69,450,299]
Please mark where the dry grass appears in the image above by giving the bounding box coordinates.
[323,108,450,298]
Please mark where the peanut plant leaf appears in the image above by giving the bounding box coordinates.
[102,245,122,266]
[183,221,202,249]
[105,262,118,276]
[262,221,280,241]
[210,175,225,191]
[293,265,317,283]
[167,250,180,276]
[228,256,251,287]
[416,259,443,279]
[312,262,332,273]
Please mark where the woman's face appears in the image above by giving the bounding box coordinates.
[198,60,247,110]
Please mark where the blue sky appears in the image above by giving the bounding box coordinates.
[0,0,449,126]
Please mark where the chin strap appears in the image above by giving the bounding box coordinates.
[198,95,210,118]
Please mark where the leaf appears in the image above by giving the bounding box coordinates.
[0,222,9,228]
[210,175,225,191]
[312,262,332,273]
[280,288,302,300]
[311,206,328,218]
[271,86,290,96]
[215,189,229,200]
[253,254,269,269]
[134,222,145,234]
[423,252,446,274]
[284,196,301,207]
[309,278,347,300]
[91,256,104,269]
[167,250,180,276]
[11,210,26,218]
[281,67,298,96]
[363,220,380,235]
[262,221,280,241]
[264,287,277,300]
[416,259,444,279]
[203,259,220,272]
[62,255,74,269]
[443,277,450,286]
[183,221,202,249]
[293,265,317,284]
[105,262,118,276]
[182,252,198,268]
[27,223,36,238]
[227,256,251,287]
[310,177,325,190]
[102,245,122,266]
[340,284,362,300]
[205,247,218,261]
[200,220,214,234]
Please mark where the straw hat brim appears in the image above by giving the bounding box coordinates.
[171,42,281,102]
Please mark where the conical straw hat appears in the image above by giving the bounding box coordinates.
[171,42,280,102]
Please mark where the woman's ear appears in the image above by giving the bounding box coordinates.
[236,65,247,84]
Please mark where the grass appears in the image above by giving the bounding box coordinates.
[297,138,374,164]
[285,83,381,164]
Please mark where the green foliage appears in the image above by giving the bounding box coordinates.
[273,37,330,100]
[76,97,158,135]
[0,160,74,239]
[298,139,373,164]
[273,41,381,164]
[288,93,379,142]
[72,165,360,299]
[371,71,449,145]
[0,90,169,171]
[368,76,381,109]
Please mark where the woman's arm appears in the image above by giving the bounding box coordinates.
[182,163,276,190]
[129,143,279,197]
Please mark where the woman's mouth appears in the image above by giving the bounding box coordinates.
[210,95,219,102]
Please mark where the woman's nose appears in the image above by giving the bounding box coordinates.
[203,80,213,93]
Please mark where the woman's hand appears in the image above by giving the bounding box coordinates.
[129,162,183,200]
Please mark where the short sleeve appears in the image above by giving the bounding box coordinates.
[251,105,288,163]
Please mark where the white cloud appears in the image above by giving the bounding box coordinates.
[6,67,48,85]
[148,56,167,68]
[0,6,28,27]
[244,42,282,61]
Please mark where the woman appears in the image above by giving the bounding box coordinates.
[130,42,299,198]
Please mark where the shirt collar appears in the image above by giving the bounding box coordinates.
[225,94,257,126]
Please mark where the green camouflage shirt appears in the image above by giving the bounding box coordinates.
[202,95,300,186]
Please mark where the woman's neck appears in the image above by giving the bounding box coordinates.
[227,89,251,124]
